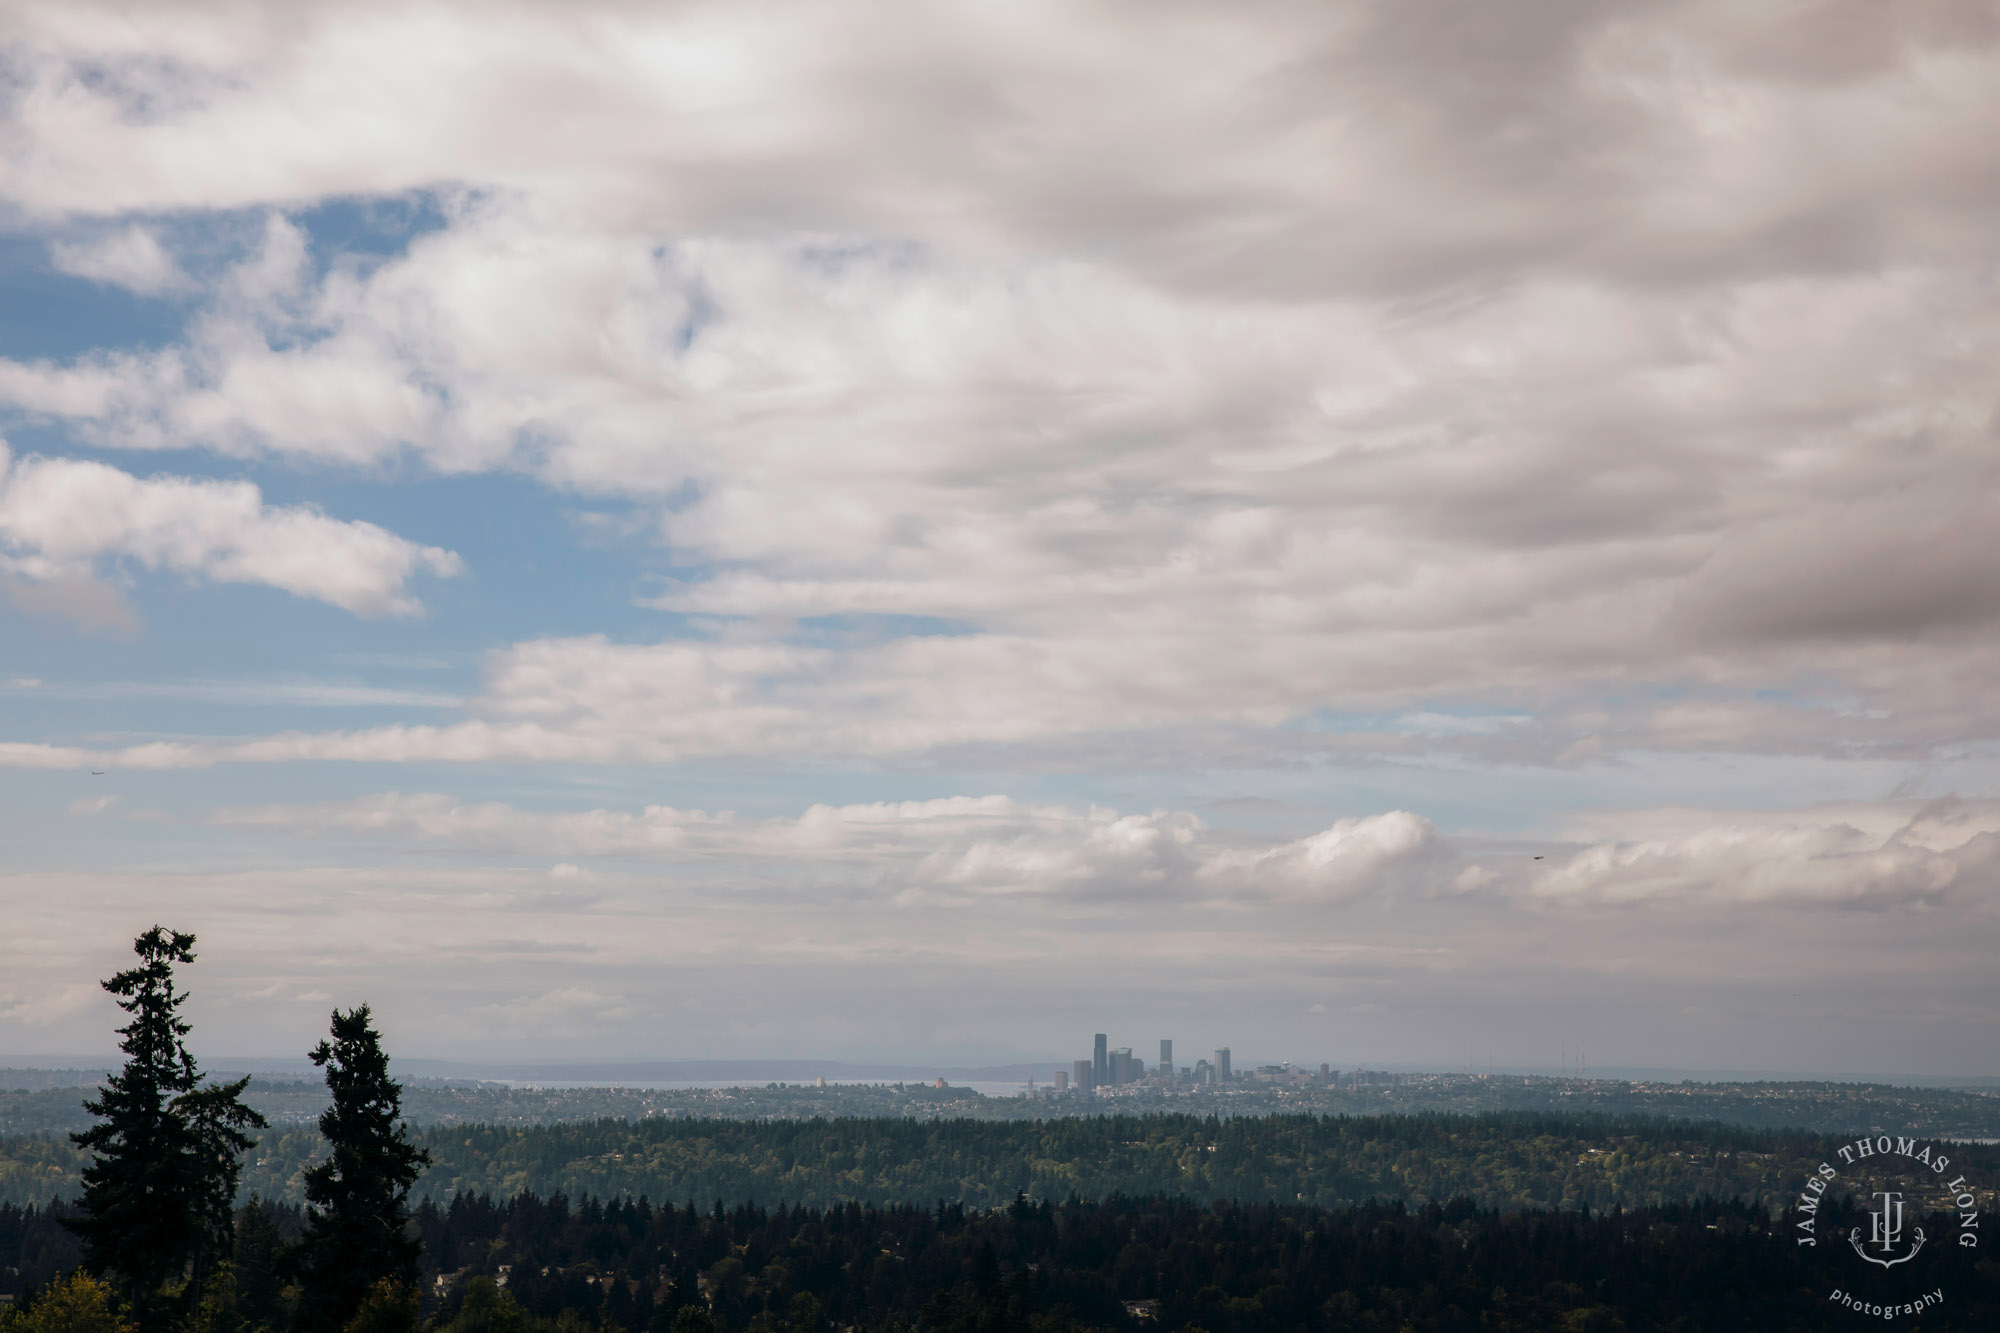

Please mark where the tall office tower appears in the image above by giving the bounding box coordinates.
[1093,1033,1109,1087]
[1055,1070,1069,1091]
[1215,1047,1232,1082]
[1110,1048,1133,1085]
[1073,1059,1094,1093]
[1160,1039,1173,1080]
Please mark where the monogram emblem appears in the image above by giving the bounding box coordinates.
[1848,1190,1925,1268]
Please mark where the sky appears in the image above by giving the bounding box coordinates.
[2,0,1998,1078]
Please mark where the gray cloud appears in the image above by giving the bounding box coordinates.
[2,791,1991,1065]
[0,172,1986,774]
[2,2,1995,292]
[1670,490,2000,644]
[203,790,2000,916]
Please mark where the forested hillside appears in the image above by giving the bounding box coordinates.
[10,1071,2000,1136]
[9,1112,1999,1212]
[8,1191,1995,1332]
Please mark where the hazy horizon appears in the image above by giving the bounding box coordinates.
[3,2,1998,1079]
[7,1052,1999,1092]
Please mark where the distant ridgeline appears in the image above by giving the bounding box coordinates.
[7,1072,2000,1136]
[6,1112,2000,1212]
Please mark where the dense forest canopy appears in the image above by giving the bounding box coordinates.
[8,1112,1999,1214]
[7,1190,1996,1332]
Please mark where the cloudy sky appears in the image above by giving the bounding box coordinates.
[2,0,1998,1077]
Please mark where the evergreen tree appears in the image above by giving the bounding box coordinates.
[66,927,267,1326]
[230,1199,289,1332]
[290,1006,431,1333]
[179,1080,268,1308]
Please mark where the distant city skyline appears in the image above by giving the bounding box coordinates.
[6,1045,1993,1089]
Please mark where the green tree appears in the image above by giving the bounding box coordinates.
[180,1082,269,1307]
[435,1280,532,1333]
[185,1264,244,1333]
[340,1281,419,1333]
[4,1271,134,1333]
[231,1198,290,1332]
[66,927,267,1326]
[289,1006,432,1333]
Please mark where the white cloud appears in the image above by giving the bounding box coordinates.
[5,796,1999,1067]
[1200,812,1454,902]
[0,5,1987,771]
[0,444,462,616]
[0,199,1992,768]
[206,790,2000,917]
[50,225,189,295]
[1529,800,2000,908]
[2,1,1996,294]
[213,790,1451,905]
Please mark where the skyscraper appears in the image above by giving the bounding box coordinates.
[1073,1059,1094,1093]
[1093,1032,1108,1087]
[1159,1039,1173,1080]
[1215,1047,1231,1082]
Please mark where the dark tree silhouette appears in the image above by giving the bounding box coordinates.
[231,1196,289,1330]
[66,927,266,1327]
[290,1006,431,1333]
[177,1077,267,1309]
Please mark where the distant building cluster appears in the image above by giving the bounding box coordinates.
[1035,1032,1407,1098]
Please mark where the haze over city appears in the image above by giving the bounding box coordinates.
[3,1,1999,1081]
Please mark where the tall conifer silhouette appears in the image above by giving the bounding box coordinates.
[68,927,266,1326]
[290,1006,431,1333]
